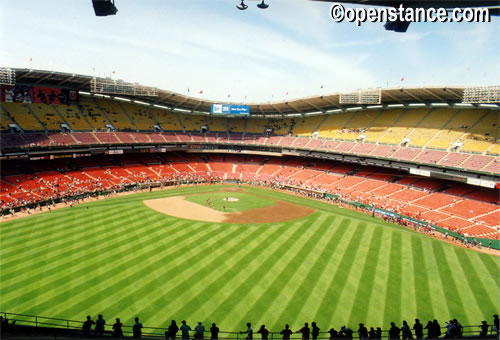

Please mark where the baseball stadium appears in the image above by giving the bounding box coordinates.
[0,1,499,340]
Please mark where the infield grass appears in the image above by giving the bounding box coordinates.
[0,185,498,334]
[184,190,275,212]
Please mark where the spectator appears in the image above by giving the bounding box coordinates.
[82,315,95,337]
[388,322,400,340]
[311,322,320,340]
[112,318,123,338]
[493,315,499,336]
[368,327,376,339]
[95,314,106,337]
[297,323,310,340]
[257,325,269,340]
[358,323,368,339]
[432,320,441,339]
[210,323,219,340]
[424,321,433,338]
[194,322,205,340]
[375,327,382,339]
[327,328,338,340]
[479,321,488,337]
[401,321,412,339]
[453,319,462,338]
[168,320,179,340]
[281,324,293,340]
[241,323,253,340]
[180,320,191,340]
[340,326,353,340]
[412,319,423,339]
[444,320,456,338]
[133,317,143,339]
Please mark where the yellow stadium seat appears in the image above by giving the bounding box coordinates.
[364,110,403,143]
[407,109,456,148]
[79,96,110,131]
[2,102,44,131]
[379,109,429,145]
[26,103,65,131]
[179,114,206,132]
[245,118,267,134]
[150,108,182,131]
[228,117,246,133]
[293,116,325,136]
[316,112,354,139]
[335,110,378,141]
[55,104,93,130]
[121,102,157,131]
[95,98,136,130]
[207,117,227,132]
[0,105,15,130]
[461,111,499,153]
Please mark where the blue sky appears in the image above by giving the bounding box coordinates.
[0,0,499,102]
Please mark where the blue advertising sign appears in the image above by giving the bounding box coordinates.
[211,104,250,115]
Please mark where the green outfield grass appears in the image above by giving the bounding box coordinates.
[184,190,275,212]
[0,185,498,334]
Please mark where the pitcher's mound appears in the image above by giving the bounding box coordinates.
[144,196,316,224]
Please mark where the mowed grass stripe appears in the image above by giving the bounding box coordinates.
[382,232,402,326]
[262,216,338,326]
[208,215,327,326]
[3,218,203,311]
[331,223,375,325]
[0,205,145,261]
[1,216,191,291]
[400,234,417,321]
[452,248,497,318]
[312,219,361,326]
[410,237,434,321]
[150,220,297,327]
[345,227,384,324]
[234,215,332,327]
[0,208,165,280]
[474,250,500,280]
[430,242,468,321]
[90,222,264,322]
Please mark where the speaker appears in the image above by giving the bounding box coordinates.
[92,0,118,16]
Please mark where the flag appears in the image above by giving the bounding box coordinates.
[320,85,324,89]
[29,57,32,62]
[400,76,405,82]
[285,91,288,95]
[187,88,190,93]
[244,96,247,100]
[199,90,203,94]
[112,71,116,74]
[228,94,231,98]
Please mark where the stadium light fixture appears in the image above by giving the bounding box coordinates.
[236,1,248,10]
[257,0,269,9]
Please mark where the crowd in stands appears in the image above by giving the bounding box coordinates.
[2,314,499,339]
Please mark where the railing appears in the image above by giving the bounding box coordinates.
[1,311,496,339]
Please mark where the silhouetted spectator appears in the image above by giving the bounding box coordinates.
[258,325,269,340]
[168,320,179,340]
[95,314,106,337]
[479,321,489,337]
[340,326,353,340]
[180,321,191,340]
[311,322,320,340]
[83,315,95,337]
[297,323,310,340]
[328,328,338,340]
[194,322,205,340]
[432,320,441,338]
[241,323,253,340]
[412,319,423,339]
[281,324,293,340]
[401,321,412,339]
[358,323,368,339]
[424,321,433,338]
[388,322,400,340]
[112,318,123,338]
[453,319,462,338]
[444,320,456,338]
[375,327,382,339]
[133,317,143,338]
[493,315,499,336]
[210,323,219,340]
[0,316,16,335]
[368,327,376,339]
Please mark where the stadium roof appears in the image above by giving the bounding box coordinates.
[9,68,491,116]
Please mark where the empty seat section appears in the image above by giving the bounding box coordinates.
[26,103,64,131]
[461,111,499,153]
[364,110,403,143]
[407,109,456,147]
[246,118,267,134]
[0,106,15,130]
[317,112,354,139]
[79,96,109,130]
[180,114,206,132]
[379,108,429,145]
[56,104,92,130]
[151,108,182,131]
[122,103,157,131]
[228,118,245,133]
[2,102,44,131]
[426,109,486,150]
[207,117,227,132]
[335,110,378,141]
[95,98,135,130]
[293,116,324,136]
